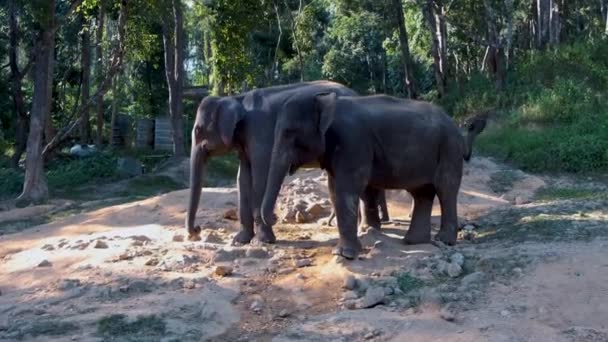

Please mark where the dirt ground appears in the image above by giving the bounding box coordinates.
[1,156,607,341]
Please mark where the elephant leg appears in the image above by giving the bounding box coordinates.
[330,175,364,260]
[378,190,390,222]
[403,185,435,244]
[434,171,462,245]
[360,187,382,230]
[233,158,255,244]
[250,147,276,244]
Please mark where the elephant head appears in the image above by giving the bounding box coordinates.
[186,96,244,240]
[260,92,336,226]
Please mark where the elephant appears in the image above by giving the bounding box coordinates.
[327,190,391,226]
[185,81,359,244]
[260,93,487,259]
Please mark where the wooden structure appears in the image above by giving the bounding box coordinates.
[135,118,155,149]
[154,117,174,151]
[111,114,132,148]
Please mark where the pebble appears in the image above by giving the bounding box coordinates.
[356,277,370,291]
[172,235,184,242]
[278,309,290,318]
[145,258,159,266]
[246,247,269,259]
[343,275,357,290]
[460,271,486,287]
[344,300,358,310]
[93,240,108,249]
[295,273,306,280]
[202,231,224,244]
[250,296,264,313]
[359,287,386,308]
[214,265,234,277]
[440,307,456,322]
[223,208,238,220]
[447,263,463,278]
[463,224,476,231]
[41,244,55,251]
[183,280,196,289]
[515,196,528,205]
[294,258,313,268]
[450,253,465,267]
[38,260,52,267]
[500,309,511,317]
[127,280,154,293]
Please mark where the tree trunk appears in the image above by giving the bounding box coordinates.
[8,0,28,169]
[424,0,445,97]
[505,0,514,70]
[18,1,56,205]
[391,0,417,98]
[537,0,550,49]
[80,17,91,143]
[162,0,186,158]
[283,0,304,81]
[483,0,505,90]
[95,1,105,147]
[549,0,560,44]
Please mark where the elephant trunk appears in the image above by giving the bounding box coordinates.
[463,113,488,161]
[185,144,207,239]
[261,152,290,227]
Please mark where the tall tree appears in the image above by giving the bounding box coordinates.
[18,0,58,204]
[162,0,186,157]
[95,0,105,146]
[391,0,418,98]
[80,16,92,143]
[424,0,448,97]
[8,0,31,168]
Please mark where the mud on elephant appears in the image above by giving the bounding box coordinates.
[261,93,487,259]
[185,81,358,244]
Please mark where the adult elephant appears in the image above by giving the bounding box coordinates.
[260,93,486,259]
[185,81,360,243]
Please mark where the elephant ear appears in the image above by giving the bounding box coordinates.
[215,98,245,147]
[314,92,337,135]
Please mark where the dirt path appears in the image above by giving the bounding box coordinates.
[1,157,607,341]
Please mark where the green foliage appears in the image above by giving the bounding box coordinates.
[47,153,121,189]
[536,187,606,201]
[396,272,426,293]
[0,168,24,199]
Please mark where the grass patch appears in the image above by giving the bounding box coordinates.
[0,168,24,199]
[97,314,166,340]
[122,175,184,197]
[395,272,426,293]
[536,187,606,201]
[487,170,522,194]
[0,216,49,236]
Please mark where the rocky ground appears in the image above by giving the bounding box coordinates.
[1,157,607,341]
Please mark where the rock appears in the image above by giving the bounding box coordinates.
[294,258,312,268]
[145,258,159,266]
[278,309,290,318]
[344,300,358,310]
[460,271,486,288]
[245,247,269,259]
[213,248,245,263]
[41,244,55,251]
[157,253,199,272]
[512,267,523,276]
[117,157,143,177]
[463,224,476,232]
[38,260,52,267]
[183,280,196,289]
[440,307,456,322]
[343,274,357,290]
[356,277,370,292]
[500,309,510,317]
[384,287,394,296]
[515,196,528,205]
[359,287,386,308]
[250,297,264,313]
[450,253,465,267]
[295,273,306,280]
[278,267,295,275]
[93,240,108,249]
[223,208,238,220]
[201,231,223,244]
[214,265,233,277]
[342,291,359,301]
[58,279,81,291]
[172,234,184,242]
[305,203,326,218]
[447,263,463,278]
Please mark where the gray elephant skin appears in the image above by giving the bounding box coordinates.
[185,81,363,243]
[261,93,486,259]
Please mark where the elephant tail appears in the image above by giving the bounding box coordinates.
[462,110,489,161]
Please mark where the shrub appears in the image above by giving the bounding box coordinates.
[0,168,24,198]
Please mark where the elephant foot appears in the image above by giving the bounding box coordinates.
[434,230,457,246]
[331,240,362,260]
[232,228,255,245]
[256,225,277,244]
[403,230,431,245]
[187,225,202,241]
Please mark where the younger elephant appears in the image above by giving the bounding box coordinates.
[261,93,486,259]
[327,191,390,226]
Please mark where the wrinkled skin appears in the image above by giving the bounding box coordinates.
[185,81,358,243]
[261,93,486,259]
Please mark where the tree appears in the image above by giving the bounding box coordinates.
[17,0,59,204]
[423,0,448,97]
[391,0,418,98]
[162,0,186,157]
[80,15,92,143]
[95,0,105,146]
